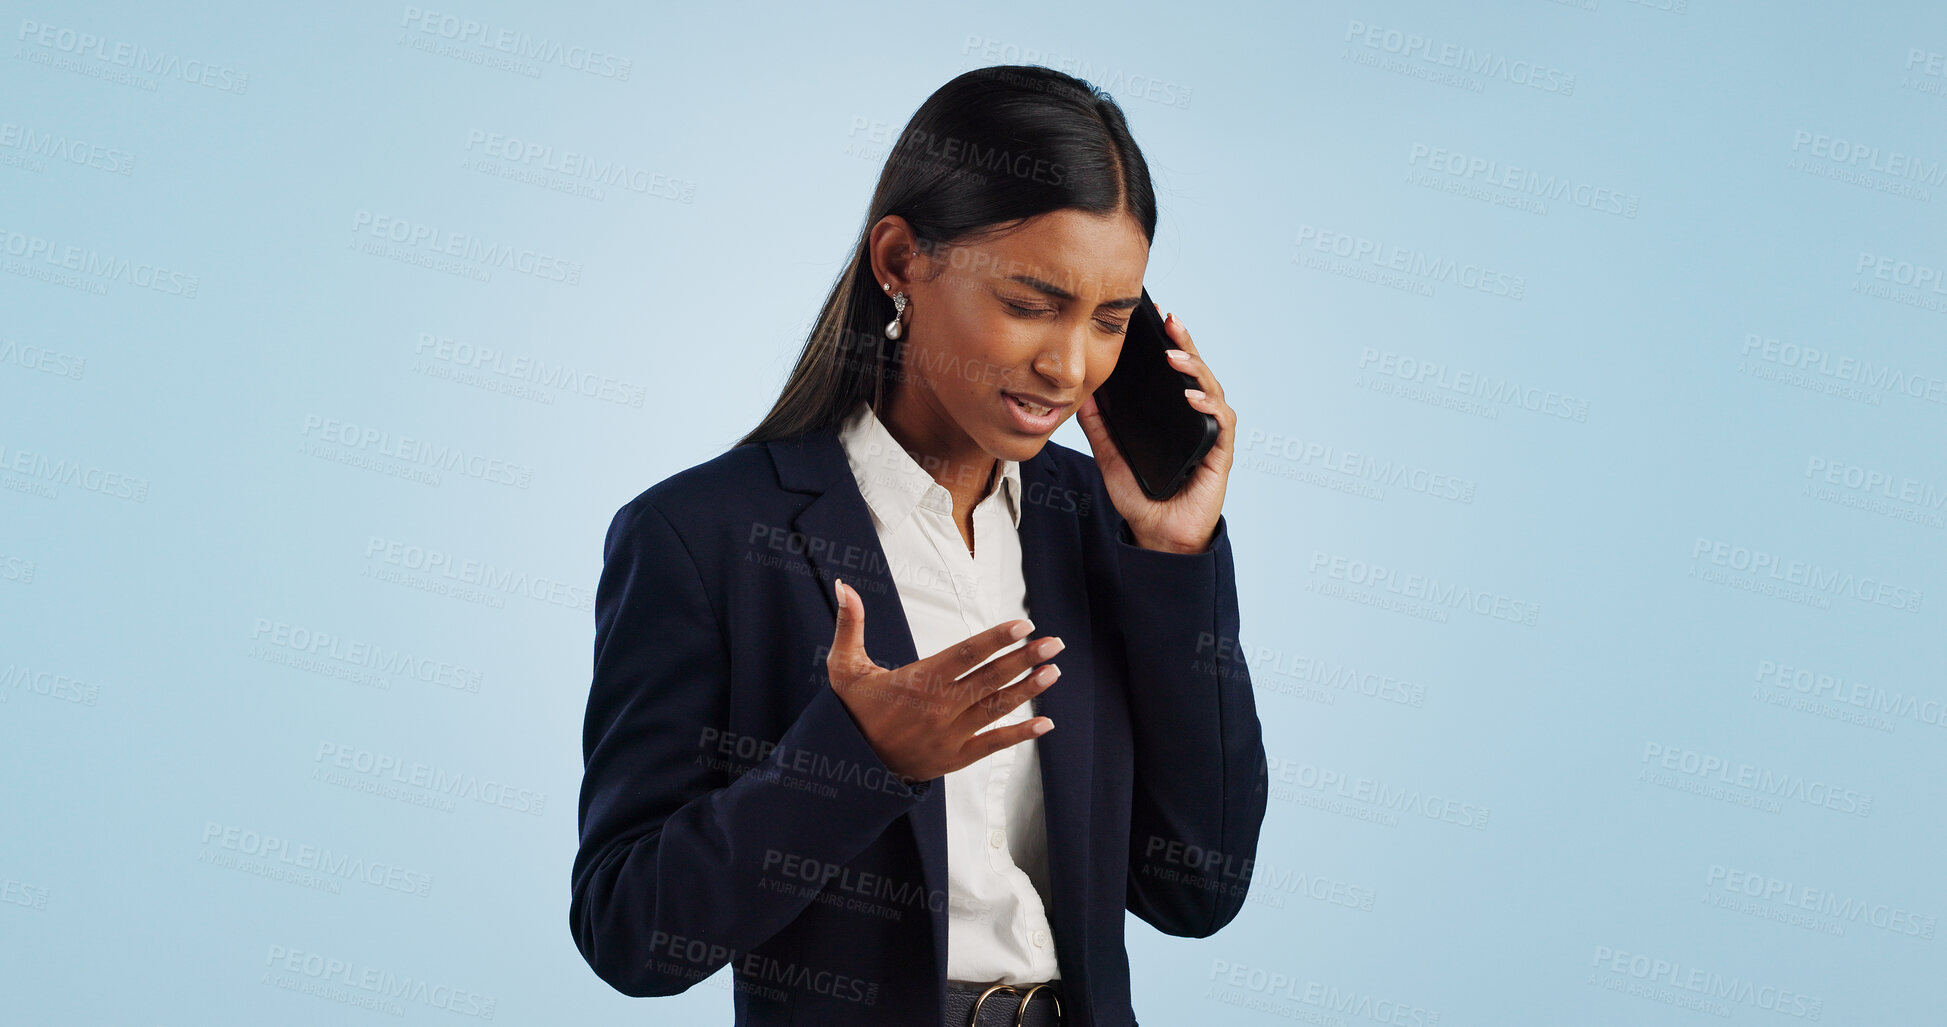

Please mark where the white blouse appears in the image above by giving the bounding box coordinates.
[835,398,1061,984]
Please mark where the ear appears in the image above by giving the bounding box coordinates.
[866,216,924,294]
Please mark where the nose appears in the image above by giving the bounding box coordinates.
[1030,326,1088,392]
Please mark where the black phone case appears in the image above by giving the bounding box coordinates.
[1092,288,1219,501]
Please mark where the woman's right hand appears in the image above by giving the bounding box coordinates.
[826,577,1061,783]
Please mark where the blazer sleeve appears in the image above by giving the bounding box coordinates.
[569,497,933,997]
[1111,513,1269,937]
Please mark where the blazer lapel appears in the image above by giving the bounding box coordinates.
[769,427,949,979]
[773,428,923,671]
[1015,452,1097,977]
[767,426,1098,983]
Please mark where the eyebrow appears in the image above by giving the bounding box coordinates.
[1003,274,1142,310]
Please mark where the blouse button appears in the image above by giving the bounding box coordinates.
[988,829,1005,849]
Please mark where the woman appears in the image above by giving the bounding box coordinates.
[570,65,1267,1027]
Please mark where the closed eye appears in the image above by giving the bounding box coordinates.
[1005,300,1127,336]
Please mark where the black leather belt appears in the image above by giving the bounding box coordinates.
[945,978,1063,1027]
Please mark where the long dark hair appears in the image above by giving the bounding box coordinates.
[735,64,1157,448]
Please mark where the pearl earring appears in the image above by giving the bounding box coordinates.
[881,252,916,340]
[882,284,908,340]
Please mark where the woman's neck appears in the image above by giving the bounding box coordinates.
[873,392,1002,534]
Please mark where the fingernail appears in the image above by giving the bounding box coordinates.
[1040,664,1062,684]
[1184,388,1206,400]
[1041,636,1065,656]
[1165,349,1190,363]
[835,578,847,609]
[1009,620,1033,640]
[1032,719,1054,735]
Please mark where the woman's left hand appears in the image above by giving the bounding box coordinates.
[1075,307,1234,555]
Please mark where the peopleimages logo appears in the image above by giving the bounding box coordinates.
[398,7,632,80]
[1690,537,1923,613]
[1790,130,1947,187]
[0,226,198,297]
[1589,946,1822,1020]
[1239,429,1478,503]
[312,742,546,816]
[300,413,534,489]
[1265,755,1491,830]
[1407,142,1639,217]
[1205,958,1443,1026]
[1294,224,1526,299]
[250,618,483,694]
[1739,332,1947,407]
[349,209,583,285]
[362,535,593,612]
[201,822,434,898]
[0,121,136,175]
[1755,658,1947,731]
[0,438,151,501]
[1640,742,1873,817]
[1805,456,1946,511]
[462,130,693,202]
[1309,551,1541,627]
[1343,20,1575,94]
[15,19,250,93]
[263,944,496,1019]
[1706,864,1937,939]
[1357,348,1587,420]
[1856,251,1947,294]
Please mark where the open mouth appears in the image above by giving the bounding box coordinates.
[1007,394,1054,417]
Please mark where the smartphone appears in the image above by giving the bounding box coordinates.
[1092,287,1219,501]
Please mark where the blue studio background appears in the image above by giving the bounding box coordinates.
[5,1,1945,1023]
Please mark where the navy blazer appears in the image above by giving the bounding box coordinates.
[570,420,1268,1027]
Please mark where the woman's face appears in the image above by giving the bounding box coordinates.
[880,208,1151,470]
